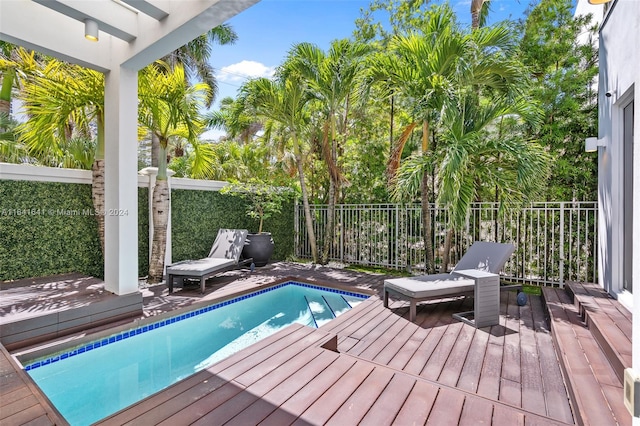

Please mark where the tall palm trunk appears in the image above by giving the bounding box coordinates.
[293,134,318,263]
[421,170,435,274]
[0,69,14,133]
[420,120,435,273]
[322,177,336,264]
[92,159,105,253]
[471,0,486,30]
[151,133,160,167]
[441,227,454,273]
[0,69,14,117]
[149,145,170,283]
[91,114,106,254]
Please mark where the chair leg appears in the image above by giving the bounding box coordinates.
[168,274,173,293]
[383,289,389,308]
[200,277,205,294]
[409,300,417,322]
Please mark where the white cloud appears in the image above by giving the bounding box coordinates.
[217,60,276,82]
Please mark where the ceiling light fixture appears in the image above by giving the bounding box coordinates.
[588,0,613,4]
[84,19,99,42]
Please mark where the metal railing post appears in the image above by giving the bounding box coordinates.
[559,202,565,288]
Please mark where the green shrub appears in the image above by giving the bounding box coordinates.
[0,180,102,280]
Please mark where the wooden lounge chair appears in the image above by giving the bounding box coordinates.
[383,242,515,326]
[166,229,254,294]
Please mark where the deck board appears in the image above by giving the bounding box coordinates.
[457,325,490,392]
[324,368,394,425]
[257,355,357,426]
[357,373,415,426]
[392,380,439,425]
[224,350,339,426]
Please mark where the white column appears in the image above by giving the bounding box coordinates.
[103,66,138,295]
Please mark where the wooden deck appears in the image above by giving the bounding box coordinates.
[542,283,632,426]
[0,263,632,425]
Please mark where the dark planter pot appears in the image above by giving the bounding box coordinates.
[243,232,275,267]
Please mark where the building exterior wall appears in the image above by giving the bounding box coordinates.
[598,0,640,307]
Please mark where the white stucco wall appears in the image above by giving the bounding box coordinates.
[598,0,640,303]
[598,2,640,410]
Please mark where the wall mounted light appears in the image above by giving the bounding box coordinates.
[585,137,606,152]
[84,19,99,42]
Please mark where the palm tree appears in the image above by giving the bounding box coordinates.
[150,25,238,167]
[239,71,319,263]
[370,4,523,272]
[138,61,212,283]
[205,96,263,144]
[287,39,371,264]
[16,59,109,252]
[0,44,41,127]
[395,91,549,269]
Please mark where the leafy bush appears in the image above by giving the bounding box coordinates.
[220,182,294,233]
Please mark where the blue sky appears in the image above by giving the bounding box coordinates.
[205,0,531,138]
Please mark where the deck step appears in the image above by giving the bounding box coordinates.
[565,282,632,383]
[542,286,631,426]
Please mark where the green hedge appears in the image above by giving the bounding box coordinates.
[138,188,149,276]
[171,189,295,262]
[0,181,294,282]
[0,180,103,281]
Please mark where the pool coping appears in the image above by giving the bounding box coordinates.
[13,276,375,367]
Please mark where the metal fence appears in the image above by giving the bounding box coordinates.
[294,202,598,287]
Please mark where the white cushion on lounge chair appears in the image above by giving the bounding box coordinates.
[166,258,236,275]
[384,273,475,299]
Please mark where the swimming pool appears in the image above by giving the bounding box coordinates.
[21,281,369,426]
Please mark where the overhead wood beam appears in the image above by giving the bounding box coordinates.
[32,0,138,42]
[122,0,260,70]
[0,0,119,72]
[120,0,169,20]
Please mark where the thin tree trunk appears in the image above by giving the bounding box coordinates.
[421,170,435,273]
[471,0,485,30]
[149,144,170,283]
[148,178,170,283]
[0,69,14,118]
[151,133,160,168]
[322,178,336,264]
[441,227,454,273]
[296,152,318,263]
[91,159,105,254]
[91,114,106,255]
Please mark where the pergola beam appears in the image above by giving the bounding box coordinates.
[32,0,138,42]
[120,0,169,20]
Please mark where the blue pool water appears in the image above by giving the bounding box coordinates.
[23,281,367,426]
